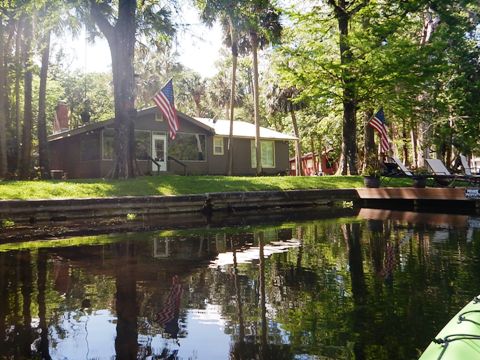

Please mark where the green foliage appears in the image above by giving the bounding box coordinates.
[271,0,480,165]
[0,219,15,228]
[46,66,114,128]
[126,213,137,220]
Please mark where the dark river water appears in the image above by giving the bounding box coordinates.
[1,208,480,360]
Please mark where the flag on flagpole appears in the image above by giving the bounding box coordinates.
[153,79,180,139]
[368,108,390,153]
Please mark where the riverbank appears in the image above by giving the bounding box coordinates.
[0,175,412,200]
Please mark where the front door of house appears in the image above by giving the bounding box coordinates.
[152,133,167,172]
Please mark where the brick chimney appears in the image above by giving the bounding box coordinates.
[53,101,69,133]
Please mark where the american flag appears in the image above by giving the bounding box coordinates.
[368,108,390,153]
[153,79,180,139]
[156,275,183,328]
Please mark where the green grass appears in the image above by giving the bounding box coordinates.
[0,175,413,200]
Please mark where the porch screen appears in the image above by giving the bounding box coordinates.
[102,129,114,160]
[251,140,275,168]
[80,134,100,161]
[103,129,151,160]
[169,133,206,161]
[135,131,151,160]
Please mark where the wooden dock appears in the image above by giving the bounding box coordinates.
[357,187,480,212]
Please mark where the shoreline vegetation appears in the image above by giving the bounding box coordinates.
[0,175,413,200]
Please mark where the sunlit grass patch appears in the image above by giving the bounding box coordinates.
[0,175,412,200]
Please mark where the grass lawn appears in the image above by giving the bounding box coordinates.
[0,175,413,200]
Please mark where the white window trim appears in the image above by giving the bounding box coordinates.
[213,136,224,155]
[251,140,276,169]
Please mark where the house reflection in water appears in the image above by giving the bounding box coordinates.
[0,226,295,359]
[2,212,478,360]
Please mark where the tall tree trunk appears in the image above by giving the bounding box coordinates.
[402,118,409,166]
[410,119,418,168]
[419,120,428,167]
[37,30,51,179]
[335,2,358,175]
[251,31,262,175]
[19,17,33,179]
[115,242,138,359]
[227,19,238,176]
[0,20,7,178]
[310,137,317,175]
[14,18,22,174]
[37,250,51,359]
[416,10,440,168]
[363,109,375,172]
[90,0,137,179]
[19,251,33,358]
[258,232,267,354]
[290,109,302,176]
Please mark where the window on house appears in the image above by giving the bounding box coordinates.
[80,134,100,161]
[135,131,151,160]
[169,133,206,161]
[251,140,275,168]
[103,128,152,160]
[213,136,224,155]
[155,111,164,122]
[102,128,114,160]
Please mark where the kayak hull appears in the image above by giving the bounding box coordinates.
[419,296,480,359]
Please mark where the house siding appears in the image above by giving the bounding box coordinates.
[134,112,211,175]
[207,138,290,175]
[48,109,292,178]
[49,131,102,178]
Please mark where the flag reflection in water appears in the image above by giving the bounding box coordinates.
[156,275,183,339]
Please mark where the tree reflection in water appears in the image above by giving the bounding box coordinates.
[0,212,479,359]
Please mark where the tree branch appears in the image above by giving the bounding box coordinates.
[348,0,369,16]
[89,0,115,42]
[326,0,346,15]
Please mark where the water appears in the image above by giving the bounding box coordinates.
[1,209,480,360]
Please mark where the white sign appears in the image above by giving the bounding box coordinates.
[465,188,480,199]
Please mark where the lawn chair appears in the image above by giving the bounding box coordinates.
[389,156,414,177]
[460,154,474,176]
[384,156,429,187]
[425,158,480,187]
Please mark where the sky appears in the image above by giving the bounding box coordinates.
[57,2,223,78]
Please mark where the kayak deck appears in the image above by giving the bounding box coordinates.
[419,296,480,359]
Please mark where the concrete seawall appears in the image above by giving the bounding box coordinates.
[2,187,480,241]
[0,189,358,223]
[2,187,480,224]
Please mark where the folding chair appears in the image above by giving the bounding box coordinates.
[426,158,480,187]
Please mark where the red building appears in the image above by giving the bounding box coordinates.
[289,152,337,176]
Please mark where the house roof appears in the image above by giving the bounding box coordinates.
[194,118,298,141]
[48,108,214,142]
[47,106,297,142]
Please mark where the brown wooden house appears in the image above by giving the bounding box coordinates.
[48,107,297,178]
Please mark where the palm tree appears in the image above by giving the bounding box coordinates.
[19,14,33,179]
[267,85,303,176]
[0,16,7,178]
[177,71,207,117]
[196,0,245,175]
[239,1,281,175]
